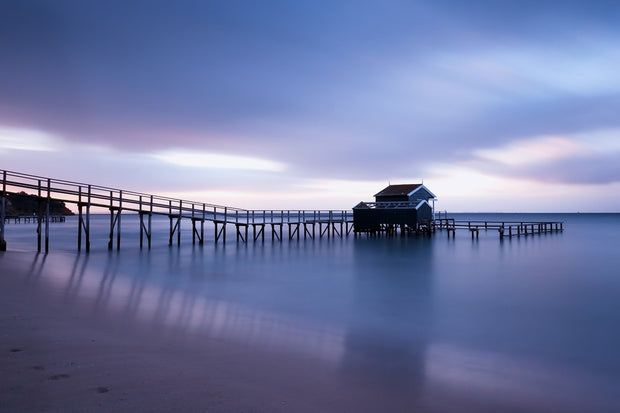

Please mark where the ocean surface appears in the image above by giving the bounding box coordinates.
[2,212,620,410]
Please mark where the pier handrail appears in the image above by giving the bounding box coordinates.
[0,169,353,225]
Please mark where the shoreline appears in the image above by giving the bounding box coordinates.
[0,251,425,412]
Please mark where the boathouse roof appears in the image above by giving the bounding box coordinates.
[374,184,423,197]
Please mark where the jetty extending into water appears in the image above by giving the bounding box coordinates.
[0,170,354,252]
[0,170,563,252]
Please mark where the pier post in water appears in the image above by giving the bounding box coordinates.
[167,199,182,246]
[139,195,153,249]
[85,185,91,251]
[177,200,182,245]
[0,171,6,251]
[77,185,91,252]
[45,178,50,253]
[78,186,82,251]
[108,190,121,250]
[117,191,122,250]
[200,204,205,244]
[36,180,42,252]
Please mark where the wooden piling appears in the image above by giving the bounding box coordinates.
[117,190,122,251]
[0,171,5,251]
[78,186,82,251]
[45,178,50,253]
[37,180,42,252]
[200,204,205,244]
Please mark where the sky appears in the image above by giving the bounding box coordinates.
[1,0,620,212]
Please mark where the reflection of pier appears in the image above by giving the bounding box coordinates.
[0,169,354,252]
[341,237,433,395]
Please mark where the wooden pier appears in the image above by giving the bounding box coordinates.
[433,218,563,239]
[0,170,354,252]
[0,170,565,253]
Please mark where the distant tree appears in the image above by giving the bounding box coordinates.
[5,191,74,216]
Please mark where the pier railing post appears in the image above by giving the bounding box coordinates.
[177,199,181,245]
[45,178,50,253]
[140,195,144,248]
[0,170,6,251]
[192,203,195,245]
[37,180,42,251]
[117,190,122,250]
[200,203,205,245]
[86,185,90,252]
[78,186,82,251]
[108,190,115,250]
[168,200,173,245]
[148,195,152,248]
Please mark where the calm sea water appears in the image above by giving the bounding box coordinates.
[1,213,619,410]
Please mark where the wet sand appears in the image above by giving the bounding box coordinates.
[0,254,429,412]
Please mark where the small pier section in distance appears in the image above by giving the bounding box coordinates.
[434,215,563,239]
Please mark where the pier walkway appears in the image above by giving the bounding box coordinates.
[433,218,563,239]
[0,170,564,253]
[0,170,353,252]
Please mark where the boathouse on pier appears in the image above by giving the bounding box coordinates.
[353,184,436,233]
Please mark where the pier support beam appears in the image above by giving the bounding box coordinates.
[45,179,50,253]
[214,221,226,244]
[169,215,181,246]
[139,195,153,249]
[77,185,91,252]
[330,222,342,237]
[108,190,122,250]
[319,222,330,238]
[236,224,248,242]
[108,207,121,250]
[191,203,205,245]
[192,218,204,245]
[36,180,42,252]
[253,224,265,241]
[168,200,182,246]
[303,223,314,239]
[346,222,354,236]
[271,223,282,241]
[288,223,300,240]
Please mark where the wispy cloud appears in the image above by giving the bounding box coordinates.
[151,149,287,172]
[0,127,62,152]
[474,136,586,166]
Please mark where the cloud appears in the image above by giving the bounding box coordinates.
[0,127,62,152]
[2,1,620,211]
[151,149,287,172]
[446,128,620,185]
[474,136,586,166]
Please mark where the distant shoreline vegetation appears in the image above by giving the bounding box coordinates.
[5,191,74,216]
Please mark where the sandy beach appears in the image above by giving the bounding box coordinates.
[1,251,433,412]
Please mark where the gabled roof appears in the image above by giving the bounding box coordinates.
[374,184,422,197]
[374,183,437,199]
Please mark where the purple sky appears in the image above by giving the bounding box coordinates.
[1,1,620,211]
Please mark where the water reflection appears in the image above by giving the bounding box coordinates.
[26,246,347,363]
[341,236,433,391]
[5,214,620,411]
